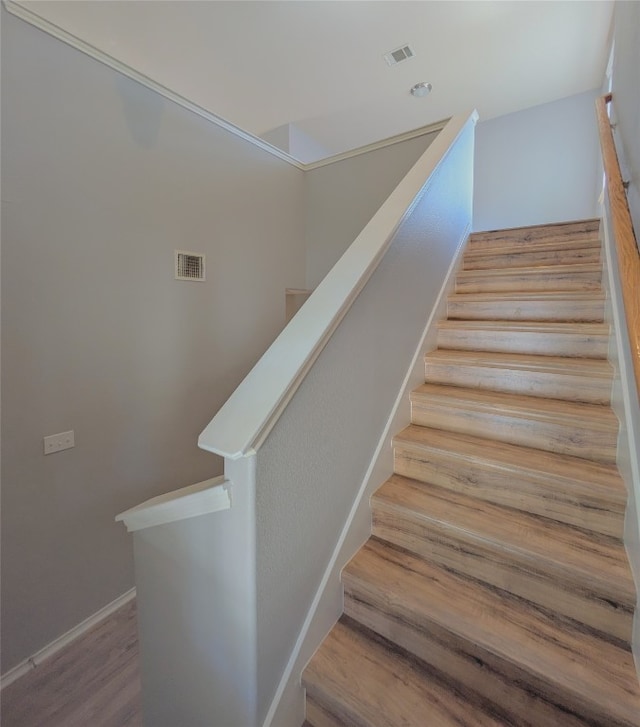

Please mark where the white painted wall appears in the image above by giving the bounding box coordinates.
[132,459,257,727]
[0,9,305,674]
[473,90,601,232]
[304,132,439,288]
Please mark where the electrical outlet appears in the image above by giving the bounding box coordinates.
[44,430,74,455]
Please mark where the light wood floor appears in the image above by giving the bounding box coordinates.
[1,599,142,727]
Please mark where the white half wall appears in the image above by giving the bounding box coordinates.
[473,90,601,232]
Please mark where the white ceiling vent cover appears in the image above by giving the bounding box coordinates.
[175,250,205,281]
[384,44,415,66]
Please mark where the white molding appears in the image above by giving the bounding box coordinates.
[199,111,478,460]
[264,223,471,727]
[3,0,447,172]
[116,476,230,532]
[2,0,303,167]
[303,119,448,170]
[0,588,136,690]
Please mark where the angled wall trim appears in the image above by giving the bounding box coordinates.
[2,0,304,169]
[3,0,447,171]
[116,476,231,532]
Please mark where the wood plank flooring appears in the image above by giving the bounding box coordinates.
[1,600,142,727]
[302,219,640,726]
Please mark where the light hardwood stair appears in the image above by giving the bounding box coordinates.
[446,290,605,321]
[302,219,640,726]
[393,425,627,538]
[436,320,610,357]
[424,350,613,403]
[455,262,603,294]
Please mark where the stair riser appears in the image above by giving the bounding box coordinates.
[446,297,604,322]
[436,327,609,358]
[393,442,625,538]
[305,697,347,727]
[372,507,633,644]
[424,361,612,404]
[455,268,602,294]
[410,397,618,463]
[469,221,600,248]
[343,590,628,727]
[464,248,601,271]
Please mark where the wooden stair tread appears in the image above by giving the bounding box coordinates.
[393,425,626,538]
[424,349,612,403]
[437,319,609,335]
[447,291,604,322]
[469,219,600,246]
[448,290,605,302]
[462,245,601,272]
[302,617,507,727]
[425,349,612,377]
[412,383,618,430]
[373,474,635,607]
[464,237,601,259]
[411,383,618,463]
[436,319,610,359]
[394,424,626,498]
[343,540,640,727]
[455,263,603,293]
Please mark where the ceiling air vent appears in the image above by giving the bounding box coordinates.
[175,250,205,281]
[384,44,415,67]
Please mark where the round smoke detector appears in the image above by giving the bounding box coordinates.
[410,82,432,98]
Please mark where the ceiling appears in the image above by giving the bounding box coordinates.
[12,0,614,162]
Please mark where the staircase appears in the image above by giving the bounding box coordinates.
[302,219,640,726]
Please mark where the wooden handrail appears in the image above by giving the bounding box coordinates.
[596,94,640,396]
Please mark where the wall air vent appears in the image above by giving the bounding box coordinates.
[384,44,415,66]
[175,250,205,281]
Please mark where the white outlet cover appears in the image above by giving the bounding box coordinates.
[44,430,75,455]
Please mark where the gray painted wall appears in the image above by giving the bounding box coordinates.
[473,90,601,232]
[611,0,640,242]
[1,10,306,673]
[304,132,439,288]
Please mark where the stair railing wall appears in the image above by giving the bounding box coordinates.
[166,109,475,727]
[597,93,640,675]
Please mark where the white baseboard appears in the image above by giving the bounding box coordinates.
[1,587,137,690]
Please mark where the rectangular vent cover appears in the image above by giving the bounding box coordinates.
[175,250,205,281]
[384,44,415,66]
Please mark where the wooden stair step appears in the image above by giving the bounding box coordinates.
[468,219,600,249]
[437,320,610,357]
[410,383,618,463]
[393,425,627,538]
[302,617,507,727]
[372,475,634,642]
[447,291,605,322]
[343,539,640,727]
[455,263,603,294]
[463,240,601,271]
[424,349,613,403]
